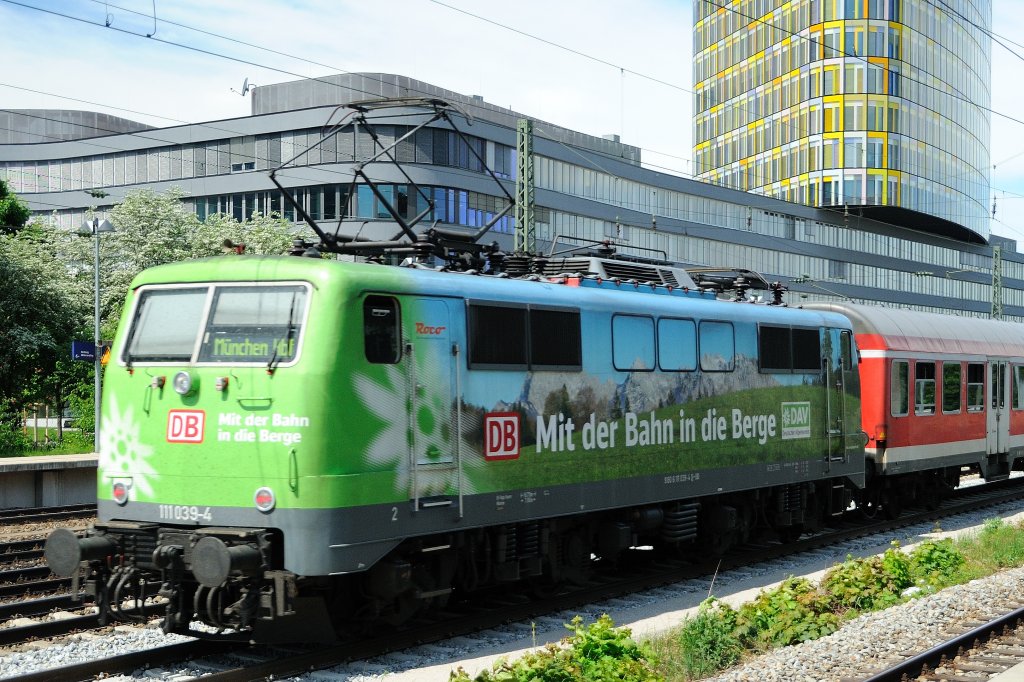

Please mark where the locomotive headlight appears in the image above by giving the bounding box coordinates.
[254,487,276,513]
[172,371,198,396]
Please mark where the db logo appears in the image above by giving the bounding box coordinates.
[167,410,205,444]
[484,412,519,460]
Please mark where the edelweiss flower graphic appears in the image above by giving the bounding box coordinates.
[98,394,158,499]
[353,363,474,497]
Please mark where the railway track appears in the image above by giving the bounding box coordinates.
[842,604,1024,681]
[0,505,95,527]
[5,478,1024,681]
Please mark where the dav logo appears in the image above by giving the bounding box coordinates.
[781,402,811,440]
[484,412,519,460]
[167,410,205,443]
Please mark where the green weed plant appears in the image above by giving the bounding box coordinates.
[449,614,663,682]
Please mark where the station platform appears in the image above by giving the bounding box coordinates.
[0,453,97,508]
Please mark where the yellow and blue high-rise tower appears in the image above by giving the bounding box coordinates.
[694,0,991,243]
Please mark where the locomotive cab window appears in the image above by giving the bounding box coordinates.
[942,363,962,414]
[364,296,401,364]
[126,283,310,366]
[197,285,307,363]
[891,360,910,417]
[914,362,936,415]
[125,288,208,362]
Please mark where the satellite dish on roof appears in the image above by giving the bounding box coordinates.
[231,77,256,96]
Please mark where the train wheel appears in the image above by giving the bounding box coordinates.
[777,524,804,544]
[883,492,903,520]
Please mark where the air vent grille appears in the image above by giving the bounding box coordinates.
[600,261,664,283]
[541,258,593,275]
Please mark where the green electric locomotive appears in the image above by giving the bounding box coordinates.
[45,250,865,639]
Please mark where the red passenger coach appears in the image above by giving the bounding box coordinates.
[806,303,1024,516]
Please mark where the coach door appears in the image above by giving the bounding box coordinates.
[403,297,463,514]
[987,361,1010,455]
[824,329,857,466]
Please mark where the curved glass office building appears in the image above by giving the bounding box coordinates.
[694,0,992,243]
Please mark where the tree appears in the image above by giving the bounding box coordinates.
[0,225,89,446]
[0,179,30,235]
[85,188,298,334]
[1,186,299,451]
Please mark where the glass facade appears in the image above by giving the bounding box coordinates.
[1,73,1019,322]
[693,0,992,240]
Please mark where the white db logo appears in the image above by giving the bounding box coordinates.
[484,412,519,460]
[167,410,205,443]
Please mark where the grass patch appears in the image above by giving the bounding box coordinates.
[649,517,1024,680]
[2,429,93,456]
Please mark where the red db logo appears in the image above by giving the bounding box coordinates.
[484,412,519,460]
[167,410,205,443]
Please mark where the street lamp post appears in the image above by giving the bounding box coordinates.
[81,218,114,453]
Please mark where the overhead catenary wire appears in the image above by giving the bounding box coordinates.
[1,0,1021,253]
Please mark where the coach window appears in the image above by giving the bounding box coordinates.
[891,360,909,416]
[967,363,985,412]
[1014,366,1024,410]
[658,318,697,371]
[468,303,527,368]
[914,362,936,415]
[1007,366,1024,409]
[942,362,962,414]
[699,321,735,372]
[363,296,401,364]
[529,308,582,369]
[613,315,655,371]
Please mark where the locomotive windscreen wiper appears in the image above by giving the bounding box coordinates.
[267,292,298,372]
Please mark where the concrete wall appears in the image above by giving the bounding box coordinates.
[0,455,97,508]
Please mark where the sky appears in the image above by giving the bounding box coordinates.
[3,0,1024,243]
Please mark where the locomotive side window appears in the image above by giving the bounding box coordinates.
[792,328,821,371]
[468,303,527,368]
[1014,366,1024,410]
[125,288,208,362]
[942,363,962,414]
[612,315,655,371]
[967,363,985,412]
[758,325,791,371]
[658,318,697,371]
[363,296,401,364]
[891,360,910,416]
[530,308,582,369]
[699,321,735,372]
[757,326,820,373]
[914,362,936,415]
[468,303,581,370]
